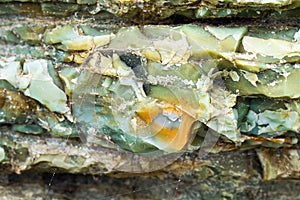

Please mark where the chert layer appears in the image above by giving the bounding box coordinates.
[0,21,300,177]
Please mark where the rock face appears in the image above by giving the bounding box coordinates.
[0,0,300,199]
[1,0,300,21]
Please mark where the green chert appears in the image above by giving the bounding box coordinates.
[72,39,240,154]
[67,25,300,151]
[60,35,111,51]
[40,114,76,137]
[241,109,299,136]
[225,66,300,99]
[237,97,300,137]
[179,25,247,56]
[206,26,248,50]
[12,124,44,134]
[242,36,300,59]
[0,25,298,150]
[44,25,78,44]
[108,25,247,64]
[79,25,110,36]
[258,110,299,134]
[0,60,21,88]
[1,30,20,44]
[147,62,201,85]
[248,27,298,42]
[44,25,111,51]
[23,60,68,113]
[109,26,152,50]
[220,53,277,73]
[13,26,45,44]
[1,24,300,158]
[58,67,80,96]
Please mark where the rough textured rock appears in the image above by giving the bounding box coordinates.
[1,0,300,199]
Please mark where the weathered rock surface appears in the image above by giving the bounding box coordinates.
[1,1,300,199]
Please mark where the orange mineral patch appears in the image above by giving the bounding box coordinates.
[164,114,196,152]
[162,105,182,116]
[155,127,179,142]
[136,104,161,124]
[136,102,197,152]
